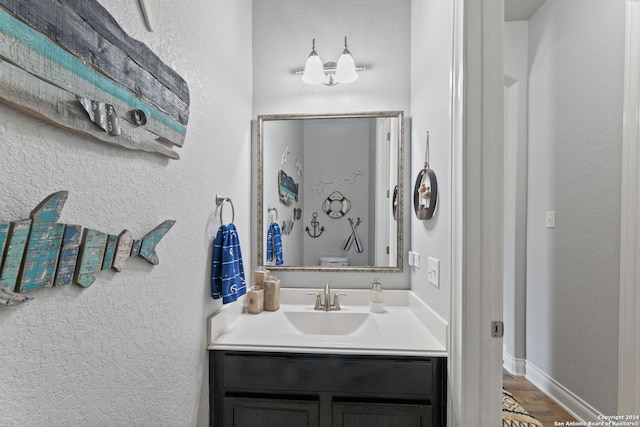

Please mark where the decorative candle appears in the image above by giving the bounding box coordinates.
[263,275,280,312]
[246,286,264,314]
[253,266,269,289]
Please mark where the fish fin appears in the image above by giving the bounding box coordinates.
[138,0,154,32]
[139,220,175,265]
[30,191,68,223]
[0,288,33,306]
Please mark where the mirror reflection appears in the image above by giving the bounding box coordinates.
[257,111,403,271]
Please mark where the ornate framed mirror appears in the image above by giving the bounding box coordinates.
[257,111,404,272]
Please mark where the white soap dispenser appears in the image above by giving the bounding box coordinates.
[369,277,384,313]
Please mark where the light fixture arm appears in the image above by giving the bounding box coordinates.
[309,38,318,57]
[342,37,351,55]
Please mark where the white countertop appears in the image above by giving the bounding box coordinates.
[207,289,448,357]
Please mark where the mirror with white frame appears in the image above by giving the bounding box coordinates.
[257,111,404,272]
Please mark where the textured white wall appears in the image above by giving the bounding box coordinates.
[0,0,252,425]
[252,0,411,116]
[409,0,454,320]
[527,0,624,414]
[252,0,411,288]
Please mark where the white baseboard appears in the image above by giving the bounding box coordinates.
[503,350,526,376]
[525,361,603,423]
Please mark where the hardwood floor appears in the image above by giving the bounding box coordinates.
[503,370,579,426]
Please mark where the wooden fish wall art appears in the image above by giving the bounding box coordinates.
[0,191,176,306]
[0,0,190,159]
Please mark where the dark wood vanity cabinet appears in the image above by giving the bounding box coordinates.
[222,396,320,427]
[210,350,446,427]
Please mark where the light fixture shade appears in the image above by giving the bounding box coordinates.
[302,55,325,85]
[302,39,325,85]
[334,37,358,84]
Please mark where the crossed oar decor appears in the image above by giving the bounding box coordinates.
[343,218,363,253]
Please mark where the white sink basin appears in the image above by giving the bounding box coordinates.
[208,289,448,356]
[284,311,380,336]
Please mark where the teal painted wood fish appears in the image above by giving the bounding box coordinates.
[0,191,175,306]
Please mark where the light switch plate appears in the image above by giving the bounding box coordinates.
[428,257,440,288]
[546,211,555,228]
[408,251,420,268]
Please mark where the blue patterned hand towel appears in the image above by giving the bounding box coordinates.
[266,222,283,265]
[211,224,246,304]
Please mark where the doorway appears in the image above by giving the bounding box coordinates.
[452,0,637,424]
[499,0,633,421]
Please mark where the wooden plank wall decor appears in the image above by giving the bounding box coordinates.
[0,223,9,264]
[0,0,190,159]
[53,224,82,287]
[102,235,118,271]
[74,229,108,289]
[0,191,176,306]
[18,192,67,292]
[0,220,32,292]
[112,230,134,273]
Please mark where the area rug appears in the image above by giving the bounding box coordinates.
[503,389,543,427]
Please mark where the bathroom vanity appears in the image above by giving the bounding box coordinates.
[208,289,448,427]
[211,350,445,427]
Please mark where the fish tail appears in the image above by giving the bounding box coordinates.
[138,220,175,265]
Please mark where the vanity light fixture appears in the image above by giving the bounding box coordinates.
[298,37,365,86]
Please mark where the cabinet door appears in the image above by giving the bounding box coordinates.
[223,396,319,427]
[332,402,433,427]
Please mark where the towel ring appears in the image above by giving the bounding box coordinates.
[215,194,235,224]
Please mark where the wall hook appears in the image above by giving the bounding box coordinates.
[267,206,279,224]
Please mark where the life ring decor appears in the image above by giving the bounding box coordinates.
[413,168,438,220]
[322,191,351,218]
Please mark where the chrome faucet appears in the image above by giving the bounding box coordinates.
[308,284,347,311]
[322,283,331,310]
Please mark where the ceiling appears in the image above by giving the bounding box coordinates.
[505,0,546,21]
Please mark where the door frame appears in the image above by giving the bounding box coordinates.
[619,0,640,414]
[453,1,640,422]
[449,0,504,425]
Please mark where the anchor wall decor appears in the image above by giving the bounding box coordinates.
[305,212,324,238]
